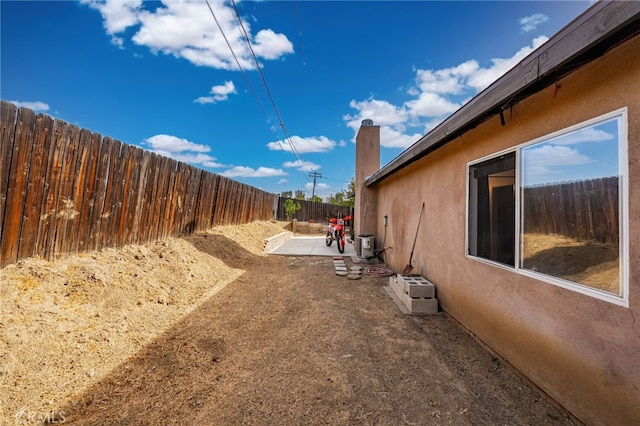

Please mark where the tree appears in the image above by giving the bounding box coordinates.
[308,195,322,203]
[294,190,305,200]
[283,199,301,220]
[326,177,355,207]
[281,190,293,199]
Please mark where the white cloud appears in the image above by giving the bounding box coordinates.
[142,134,225,168]
[523,144,594,167]
[81,0,142,47]
[344,99,408,133]
[414,60,477,95]
[405,92,460,118]
[83,0,293,70]
[152,150,225,168]
[379,126,424,149]
[344,37,550,150]
[283,160,321,172]
[277,178,288,184]
[305,182,329,191]
[221,166,286,178]
[194,81,237,104]
[466,36,548,91]
[202,159,225,168]
[266,135,338,154]
[252,29,294,60]
[522,144,596,185]
[520,13,549,32]
[82,0,141,33]
[548,127,614,146]
[143,134,210,153]
[9,101,50,112]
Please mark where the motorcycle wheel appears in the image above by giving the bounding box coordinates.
[325,232,333,246]
[337,233,345,253]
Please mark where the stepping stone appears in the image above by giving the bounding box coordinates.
[349,270,362,275]
[336,271,348,276]
[335,267,348,271]
[333,256,343,260]
[350,266,362,271]
[347,274,362,280]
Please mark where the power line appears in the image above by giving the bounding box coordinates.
[204,0,269,132]
[229,0,314,176]
[208,0,353,194]
[323,176,353,184]
[204,0,309,185]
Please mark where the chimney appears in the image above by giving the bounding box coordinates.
[354,119,380,252]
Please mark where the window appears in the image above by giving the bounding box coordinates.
[468,153,516,266]
[467,109,628,306]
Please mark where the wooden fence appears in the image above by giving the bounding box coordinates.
[522,176,619,244]
[0,102,284,267]
[275,197,353,223]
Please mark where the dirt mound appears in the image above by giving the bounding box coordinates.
[0,221,288,423]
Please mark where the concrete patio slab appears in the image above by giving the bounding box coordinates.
[267,235,357,257]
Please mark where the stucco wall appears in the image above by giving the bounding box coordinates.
[374,35,640,425]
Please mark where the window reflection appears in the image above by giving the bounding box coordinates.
[520,117,621,295]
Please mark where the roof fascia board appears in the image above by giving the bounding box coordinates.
[366,0,640,187]
[538,0,640,76]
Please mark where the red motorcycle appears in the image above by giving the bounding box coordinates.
[326,215,351,253]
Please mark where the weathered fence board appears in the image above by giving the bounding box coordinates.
[155,156,172,240]
[56,124,81,257]
[115,144,133,247]
[213,177,227,225]
[67,128,92,255]
[132,150,151,245]
[39,120,65,259]
[0,102,18,245]
[76,131,101,253]
[124,146,144,245]
[87,132,109,253]
[2,107,36,265]
[101,138,121,250]
[146,153,163,242]
[275,198,353,223]
[2,108,36,262]
[206,173,221,229]
[522,177,619,244]
[18,113,52,260]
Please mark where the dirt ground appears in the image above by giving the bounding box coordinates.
[522,233,619,293]
[0,221,577,425]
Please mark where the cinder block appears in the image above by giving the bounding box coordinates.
[399,275,430,285]
[405,282,434,298]
[407,297,439,314]
[400,275,435,298]
[390,276,404,299]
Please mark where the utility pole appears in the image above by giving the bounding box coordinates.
[309,171,322,198]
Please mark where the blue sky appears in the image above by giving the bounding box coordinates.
[1,0,592,199]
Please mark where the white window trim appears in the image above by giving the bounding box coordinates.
[465,108,629,308]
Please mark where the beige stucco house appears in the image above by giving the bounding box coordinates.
[354,2,640,425]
